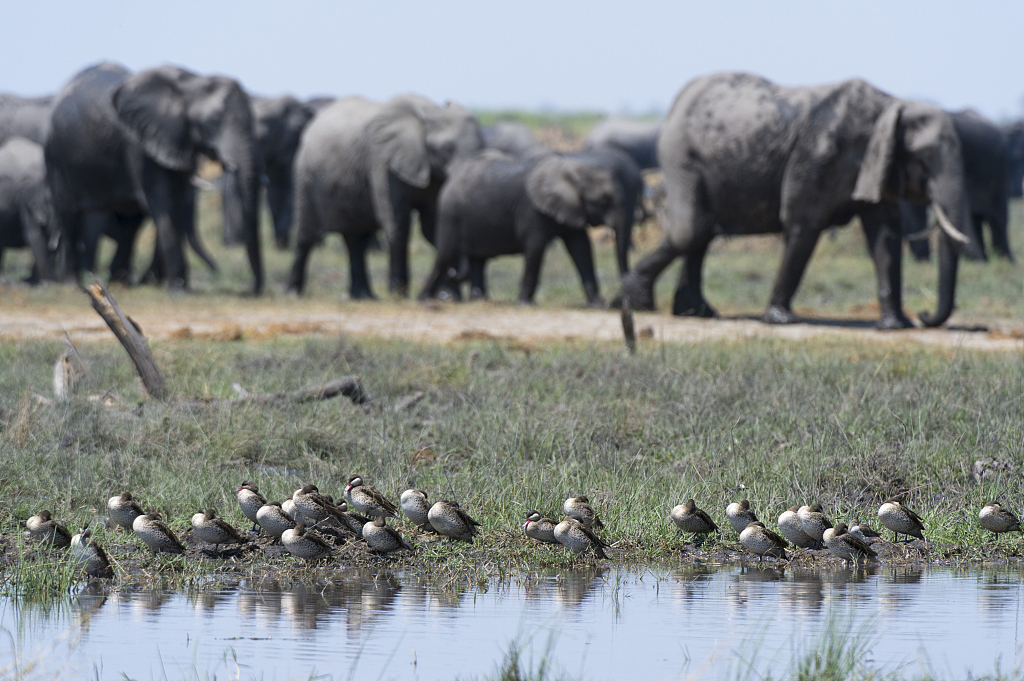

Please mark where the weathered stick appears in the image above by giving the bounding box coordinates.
[620,296,636,355]
[183,376,368,407]
[82,277,167,400]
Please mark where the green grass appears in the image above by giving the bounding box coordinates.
[0,333,1021,591]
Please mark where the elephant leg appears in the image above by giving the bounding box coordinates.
[142,165,190,290]
[108,213,145,285]
[861,206,911,329]
[620,240,680,310]
[78,212,107,275]
[287,237,315,296]
[265,171,293,250]
[764,224,822,324]
[344,231,377,300]
[672,236,716,317]
[469,257,487,300]
[966,214,988,261]
[900,202,930,261]
[21,207,54,282]
[518,233,549,305]
[988,203,1013,261]
[386,197,414,297]
[417,201,438,247]
[560,229,604,308]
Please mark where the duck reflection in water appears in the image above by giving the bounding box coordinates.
[554,567,606,612]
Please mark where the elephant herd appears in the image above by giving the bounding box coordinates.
[0,63,1020,329]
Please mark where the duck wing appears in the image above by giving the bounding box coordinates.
[764,528,789,548]
[696,509,719,531]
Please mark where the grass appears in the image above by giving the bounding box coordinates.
[0,331,1021,592]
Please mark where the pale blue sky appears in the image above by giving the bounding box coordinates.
[3,1,1023,119]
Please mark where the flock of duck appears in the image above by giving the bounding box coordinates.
[19,475,1024,579]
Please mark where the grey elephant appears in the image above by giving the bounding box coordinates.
[251,95,319,250]
[0,137,55,282]
[419,151,621,306]
[46,62,263,292]
[0,94,54,146]
[585,118,662,170]
[1004,121,1024,200]
[622,72,982,329]
[903,110,1013,262]
[287,94,483,298]
[482,122,541,157]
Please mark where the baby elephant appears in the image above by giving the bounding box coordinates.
[420,152,621,306]
[0,137,55,282]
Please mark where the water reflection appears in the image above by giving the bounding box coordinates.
[1,564,1022,680]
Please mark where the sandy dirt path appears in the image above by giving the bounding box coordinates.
[1,303,1021,351]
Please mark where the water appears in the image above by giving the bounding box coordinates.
[2,564,1023,680]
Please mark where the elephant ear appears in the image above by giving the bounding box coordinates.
[526,156,588,228]
[112,70,195,172]
[852,101,902,203]
[368,105,430,188]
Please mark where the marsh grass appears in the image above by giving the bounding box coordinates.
[0,331,1021,595]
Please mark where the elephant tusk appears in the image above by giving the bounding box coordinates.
[931,203,971,244]
[905,227,931,242]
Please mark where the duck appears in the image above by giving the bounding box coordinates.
[523,511,560,544]
[344,475,398,518]
[670,499,719,539]
[133,512,185,554]
[823,523,878,565]
[107,492,144,530]
[877,500,925,542]
[236,481,267,531]
[848,520,882,544]
[281,523,334,560]
[190,509,248,552]
[778,506,818,549]
[797,504,832,544]
[979,502,1022,539]
[427,500,480,542]
[362,517,414,553]
[337,501,372,536]
[292,484,347,526]
[255,501,296,541]
[563,496,604,529]
[70,527,114,578]
[26,510,72,548]
[400,489,436,532]
[725,500,759,534]
[738,521,788,561]
[553,517,609,558]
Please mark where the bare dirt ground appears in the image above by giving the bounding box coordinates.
[1,301,1021,351]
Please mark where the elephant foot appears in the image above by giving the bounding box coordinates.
[586,296,608,310]
[876,311,913,330]
[617,273,655,311]
[274,236,289,251]
[469,288,487,301]
[516,298,536,307]
[672,291,716,318]
[763,305,801,325]
[436,286,462,302]
[389,283,409,298]
[350,289,378,301]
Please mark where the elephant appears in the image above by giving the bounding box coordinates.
[482,122,541,157]
[0,94,54,146]
[251,95,318,249]
[287,94,483,298]
[45,62,263,293]
[903,109,1013,262]
[0,137,55,282]
[584,118,662,170]
[1004,121,1024,200]
[621,72,983,329]
[419,151,621,306]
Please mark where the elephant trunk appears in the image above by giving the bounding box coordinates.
[918,174,979,327]
[216,127,263,293]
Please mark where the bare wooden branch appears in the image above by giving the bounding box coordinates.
[82,277,167,400]
[182,376,368,407]
[620,296,636,355]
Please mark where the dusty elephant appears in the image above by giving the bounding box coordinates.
[585,118,662,170]
[45,63,263,292]
[0,137,55,282]
[287,94,483,298]
[622,72,983,329]
[903,109,1013,262]
[419,152,621,306]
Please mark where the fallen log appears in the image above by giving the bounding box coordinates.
[82,278,167,400]
[181,376,368,407]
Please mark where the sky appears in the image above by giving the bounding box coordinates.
[3,1,1023,120]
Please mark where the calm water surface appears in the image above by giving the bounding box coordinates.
[2,565,1023,680]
